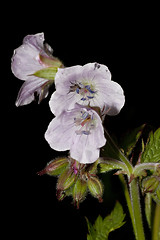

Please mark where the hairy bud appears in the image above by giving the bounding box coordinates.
[87,176,103,202]
[73,178,88,208]
[37,157,69,176]
[142,176,160,193]
[57,168,77,192]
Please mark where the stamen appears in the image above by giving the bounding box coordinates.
[74,110,96,136]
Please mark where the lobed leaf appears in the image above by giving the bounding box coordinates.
[86,202,125,240]
[141,128,160,163]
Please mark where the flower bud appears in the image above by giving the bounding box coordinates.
[73,178,88,208]
[57,168,77,192]
[37,157,69,176]
[87,176,103,202]
[142,176,160,193]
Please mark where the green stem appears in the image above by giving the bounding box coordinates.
[104,129,133,175]
[129,178,145,240]
[152,203,160,240]
[119,174,136,234]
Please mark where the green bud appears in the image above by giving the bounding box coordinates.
[87,176,103,202]
[33,67,57,80]
[73,178,88,208]
[37,157,69,176]
[57,168,77,191]
[142,176,160,193]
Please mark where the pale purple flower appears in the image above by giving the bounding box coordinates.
[49,62,125,116]
[11,33,62,106]
[45,104,106,164]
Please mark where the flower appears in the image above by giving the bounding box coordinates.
[45,104,106,164]
[11,33,62,106]
[49,62,125,116]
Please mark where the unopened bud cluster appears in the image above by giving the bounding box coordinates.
[37,157,103,208]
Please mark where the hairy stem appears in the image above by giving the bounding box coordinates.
[119,174,136,234]
[129,178,145,240]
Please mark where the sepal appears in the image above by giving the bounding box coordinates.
[37,157,69,176]
[87,176,103,202]
[33,67,58,80]
[57,168,77,191]
[73,178,88,208]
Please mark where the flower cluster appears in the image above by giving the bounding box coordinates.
[11,33,125,204]
[37,157,103,208]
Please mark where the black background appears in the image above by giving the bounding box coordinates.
[4,2,159,240]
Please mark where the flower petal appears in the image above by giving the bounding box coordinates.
[96,79,125,115]
[11,33,53,81]
[15,77,49,106]
[45,112,75,151]
[82,62,111,81]
[70,134,100,164]
[54,65,82,94]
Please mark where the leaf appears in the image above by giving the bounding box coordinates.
[86,202,125,240]
[120,124,145,157]
[99,158,129,174]
[141,128,160,163]
[103,201,126,234]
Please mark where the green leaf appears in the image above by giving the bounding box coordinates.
[141,128,160,163]
[99,158,129,174]
[86,202,125,240]
[120,124,145,157]
[103,201,126,234]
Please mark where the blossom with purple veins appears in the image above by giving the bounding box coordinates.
[11,32,62,106]
[49,62,125,117]
[45,104,106,164]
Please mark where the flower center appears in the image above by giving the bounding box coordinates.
[69,81,96,101]
[74,110,96,135]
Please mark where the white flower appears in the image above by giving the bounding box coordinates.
[45,104,106,164]
[49,62,125,116]
[11,33,62,106]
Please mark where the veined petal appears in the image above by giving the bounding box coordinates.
[97,79,125,115]
[11,33,54,81]
[54,65,82,94]
[70,135,100,164]
[45,113,75,151]
[45,105,106,164]
[49,91,82,116]
[82,62,111,81]
[15,78,51,106]
[11,43,43,80]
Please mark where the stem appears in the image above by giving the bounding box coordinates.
[152,203,160,240]
[129,178,145,240]
[104,128,133,175]
[119,174,136,234]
